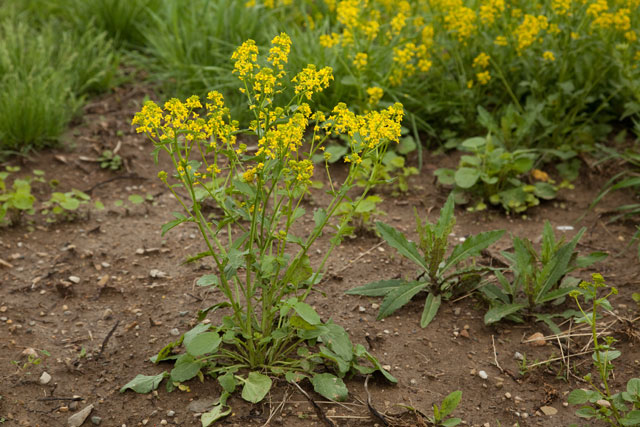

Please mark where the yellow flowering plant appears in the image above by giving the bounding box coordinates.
[124,34,401,423]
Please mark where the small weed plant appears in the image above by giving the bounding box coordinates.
[0,167,36,226]
[483,221,606,327]
[348,193,504,327]
[568,274,640,427]
[98,149,123,171]
[124,34,402,424]
[402,390,463,427]
[435,134,558,212]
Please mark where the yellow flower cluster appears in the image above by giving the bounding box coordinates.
[292,65,334,100]
[479,0,505,26]
[472,52,490,68]
[366,87,384,106]
[287,159,314,184]
[552,0,572,16]
[542,50,555,61]
[514,14,549,54]
[444,4,477,42]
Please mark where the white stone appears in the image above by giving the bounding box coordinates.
[39,372,52,385]
[478,370,488,380]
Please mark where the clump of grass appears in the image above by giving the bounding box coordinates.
[134,0,278,121]
[0,16,118,153]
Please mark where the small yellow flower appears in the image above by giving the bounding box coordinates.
[494,36,508,46]
[467,80,474,89]
[366,87,384,106]
[531,169,549,181]
[353,52,368,70]
[542,50,555,61]
[476,71,491,85]
[472,52,491,68]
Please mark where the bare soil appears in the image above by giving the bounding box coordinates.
[1,87,639,427]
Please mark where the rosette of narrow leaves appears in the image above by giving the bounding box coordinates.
[348,192,504,327]
[483,222,607,328]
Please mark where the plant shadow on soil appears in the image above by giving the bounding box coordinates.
[0,87,639,426]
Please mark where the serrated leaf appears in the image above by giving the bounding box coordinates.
[185,332,221,357]
[484,303,527,325]
[346,279,406,296]
[241,372,272,403]
[378,281,425,320]
[443,230,505,272]
[420,293,441,328]
[376,222,427,271]
[120,372,167,393]
[311,373,348,401]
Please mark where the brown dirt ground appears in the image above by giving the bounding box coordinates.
[1,87,639,427]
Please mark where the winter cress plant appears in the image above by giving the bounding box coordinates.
[123,34,401,424]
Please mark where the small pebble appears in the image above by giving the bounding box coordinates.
[167,410,175,417]
[409,379,417,385]
[39,372,51,385]
[91,416,102,425]
[478,370,488,380]
[505,392,512,399]
[514,351,524,361]
[169,328,180,336]
[358,306,366,313]
[160,420,168,425]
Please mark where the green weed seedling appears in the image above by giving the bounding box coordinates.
[435,134,557,213]
[0,167,36,226]
[99,149,123,171]
[402,390,463,426]
[568,274,640,427]
[11,349,50,374]
[122,34,401,425]
[41,189,91,222]
[348,192,504,327]
[482,221,606,328]
[335,195,385,236]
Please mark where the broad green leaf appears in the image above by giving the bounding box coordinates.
[627,378,640,396]
[186,332,221,357]
[291,207,305,221]
[346,279,406,297]
[443,230,505,272]
[575,406,597,418]
[289,255,312,286]
[313,208,327,230]
[171,354,202,382]
[241,372,272,403]
[440,391,462,418]
[567,389,591,405]
[420,293,441,328]
[311,373,348,401]
[94,200,105,210]
[434,168,455,186]
[319,346,350,375]
[533,182,557,200]
[454,167,480,189]
[621,410,640,426]
[536,287,576,304]
[293,301,321,325]
[218,372,236,393]
[376,222,428,271]
[484,303,527,325]
[196,274,219,287]
[398,136,417,154]
[320,323,353,362]
[201,403,232,426]
[442,418,462,427]
[128,194,144,204]
[120,372,167,393]
[378,281,425,320]
[183,323,212,347]
[460,137,486,150]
